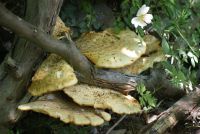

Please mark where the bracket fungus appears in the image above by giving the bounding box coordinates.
[28,54,78,96]
[115,49,166,74]
[18,17,166,127]
[76,29,146,68]
[18,17,143,127]
[52,17,71,39]
[18,94,111,126]
[63,84,141,114]
[114,35,166,74]
[143,34,161,54]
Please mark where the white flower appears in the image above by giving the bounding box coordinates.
[131,4,153,28]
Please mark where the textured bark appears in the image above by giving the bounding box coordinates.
[142,86,200,134]
[0,0,63,131]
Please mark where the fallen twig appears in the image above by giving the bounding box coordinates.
[106,115,126,134]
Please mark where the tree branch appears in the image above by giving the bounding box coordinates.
[0,3,92,79]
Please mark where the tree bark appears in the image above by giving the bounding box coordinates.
[0,0,63,132]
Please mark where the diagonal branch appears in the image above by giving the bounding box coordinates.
[0,3,92,79]
[0,3,140,93]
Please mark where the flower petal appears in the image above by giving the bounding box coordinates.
[131,17,139,28]
[131,17,147,28]
[137,4,150,16]
[144,14,153,24]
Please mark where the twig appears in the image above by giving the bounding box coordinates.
[106,115,126,134]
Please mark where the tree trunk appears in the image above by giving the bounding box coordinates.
[0,0,63,132]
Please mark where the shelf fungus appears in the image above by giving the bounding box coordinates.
[28,54,77,96]
[114,35,166,74]
[76,29,146,68]
[52,17,71,39]
[115,49,166,74]
[63,84,141,114]
[19,21,165,126]
[18,94,111,126]
[143,34,161,55]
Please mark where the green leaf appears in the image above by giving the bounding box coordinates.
[136,84,146,95]
[139,97,145,107]
[144,92,157,107]
[137,84,157,109]
[136,27,145,37]
[161,38,170,53]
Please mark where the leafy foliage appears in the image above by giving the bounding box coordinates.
[150,0,199,90]
[136,83,157,111]
[60,0,101,38]
[116,0,200,90]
